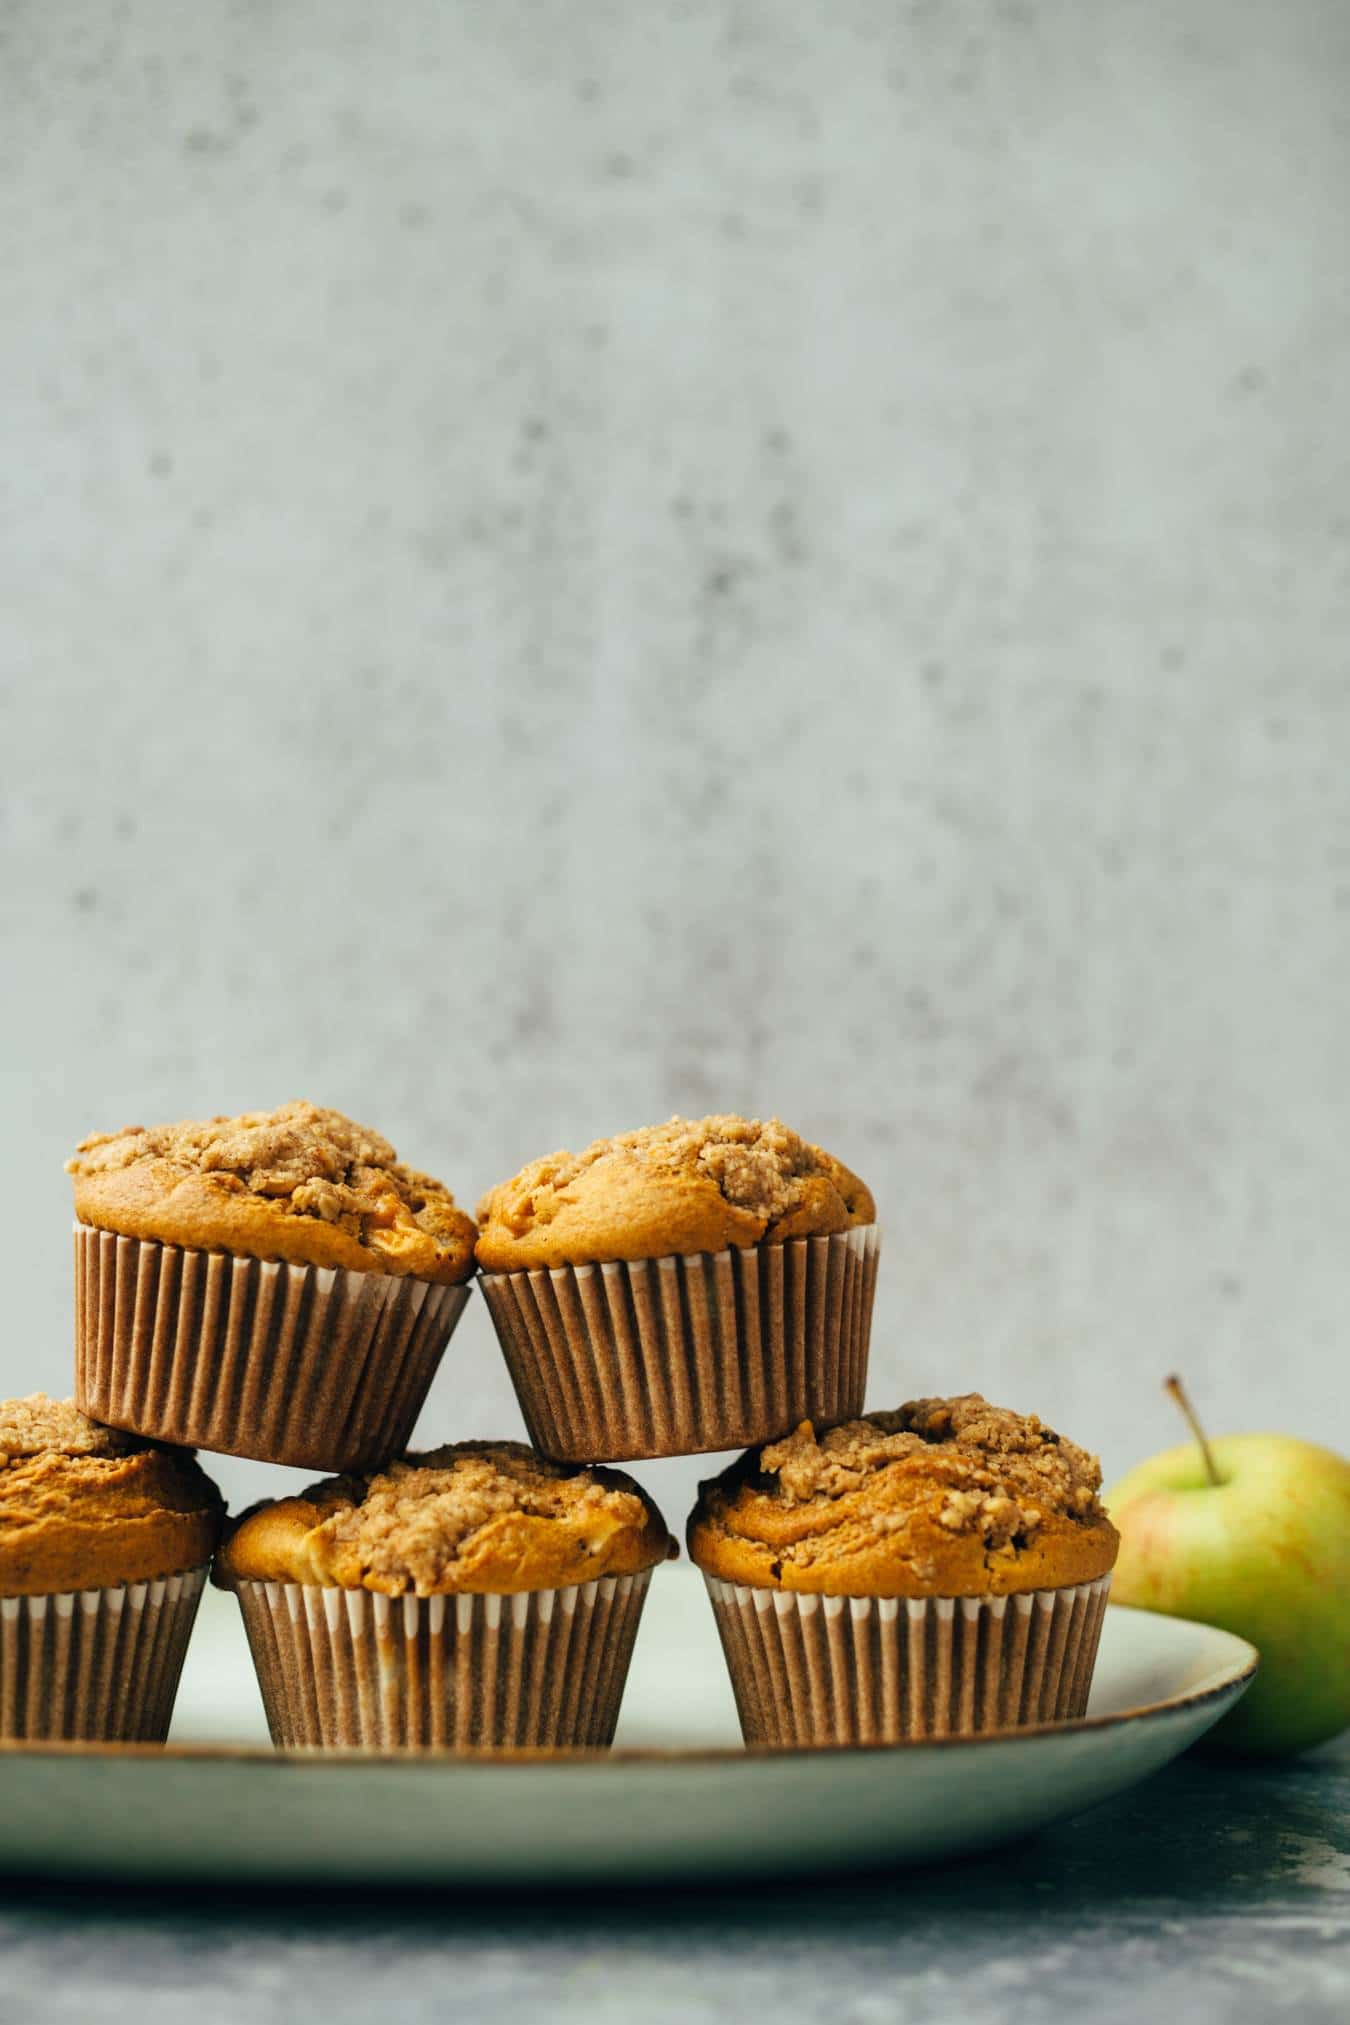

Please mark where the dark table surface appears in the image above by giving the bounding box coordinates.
[1,1732,1346,2025]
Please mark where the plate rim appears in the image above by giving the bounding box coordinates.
[0,1605,1256,1771]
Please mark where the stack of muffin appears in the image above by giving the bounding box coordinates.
[0,1102,1118,1753]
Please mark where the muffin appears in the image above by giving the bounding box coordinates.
[475,1114,879,1461]
[0,1394,222,1742]
[689,1393,1118,1745]
[68,1101,478,1470]
[214,1441,672,1750]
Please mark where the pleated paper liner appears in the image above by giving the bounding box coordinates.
[232,1570,653,1751]
[705,1573,1112,1746]
[479,1223,881,1463]
[74,1224,472,1471]
[0,1566,207,1744]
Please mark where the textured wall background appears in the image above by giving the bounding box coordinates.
[3,0,1348,1522]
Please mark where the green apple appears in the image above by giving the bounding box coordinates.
[1107,1429,1350,1756]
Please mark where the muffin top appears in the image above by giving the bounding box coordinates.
[68,1101,478,1283]
[215,1442,673,1597]
[688,1394,1119,1598]
[475,1114,874,1270]
[0,1394,224,1594]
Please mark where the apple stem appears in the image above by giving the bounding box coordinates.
[1164,1373,1222,1486]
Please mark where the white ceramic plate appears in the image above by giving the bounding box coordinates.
[0,1568,1254,1886]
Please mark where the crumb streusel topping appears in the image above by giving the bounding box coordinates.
[0,1394,141,1468]
[476,1114,874,1269]
[758,1395,1105,1551]
[68,1101,477,1282]
[688,1393,1118,1598]
[319,1445,654,1593]
[218,1441,672,1596]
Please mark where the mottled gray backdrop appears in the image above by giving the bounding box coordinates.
[3,0,1348,1522]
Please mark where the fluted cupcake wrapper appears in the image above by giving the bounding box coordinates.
[479,1224,880,1463]
[74,1225,472,1471]
[705,1573,1112,1747]
[233,1569,654,1752]
[0,1567,207,1744]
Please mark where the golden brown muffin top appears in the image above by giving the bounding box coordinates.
[68,1101,478,1284]
[688,1394,1119,1598]
[476,1113,874,1270]
[0,1394,224,1594]
[215,1441,673,1597]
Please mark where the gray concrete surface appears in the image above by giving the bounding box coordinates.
[3,0,1349,1539]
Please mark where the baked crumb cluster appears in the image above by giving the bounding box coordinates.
[0,1394,140,1469]
[759,1395,1105,1550]
[311,1445,653,1594]
[693,1118,841,1222]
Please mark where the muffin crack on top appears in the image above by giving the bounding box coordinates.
[476,1113,875,1270]
[67,1100,477,1282]
[689,1393,1118,1597]
[216,1442,673,1597]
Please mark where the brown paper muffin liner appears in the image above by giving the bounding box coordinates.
[74,1224,472,1470]
[705,1572,1112,1746]
[232,1568,654,1751]
[0,1566,207,1744]
[479,1223,880,1463]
